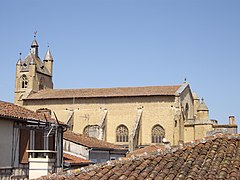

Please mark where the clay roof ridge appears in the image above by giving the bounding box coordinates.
[54,84,181,89]
[130,134,240,159]
[30,85,182,92]
[26,85,182,100]
[182,133,240,150]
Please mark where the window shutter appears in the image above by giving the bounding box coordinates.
[19,129,30,164]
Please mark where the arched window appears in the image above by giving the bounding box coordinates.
[116,125,128,142]
[83,125,99,138]
[185,103,189,120]
[21,75,28,89]
[152,124,165,143]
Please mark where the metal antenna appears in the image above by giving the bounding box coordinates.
[53,111,60,125]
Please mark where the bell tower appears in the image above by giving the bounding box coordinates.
[14,34,54,105]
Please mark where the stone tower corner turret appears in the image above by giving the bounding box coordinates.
[43,47,54,76]
[192,92,200,117]
[196,98,209,120]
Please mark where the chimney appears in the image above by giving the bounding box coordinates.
[229,116,235,125]
[36,108,51,118]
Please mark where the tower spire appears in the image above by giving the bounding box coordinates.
[44,45,53,61]
[44,44,54,75]
[30,31,39,57]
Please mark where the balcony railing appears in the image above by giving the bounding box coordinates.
[0,165,28,180]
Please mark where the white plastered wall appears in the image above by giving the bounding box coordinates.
[0,119,13,167]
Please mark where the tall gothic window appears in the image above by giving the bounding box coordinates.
[116,125,128,142]
[152,124,165,143]
[21,75,28,89]
[185,103,189,121]
[39,77,45,90]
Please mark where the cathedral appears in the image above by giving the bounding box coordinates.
[14,36,237,151]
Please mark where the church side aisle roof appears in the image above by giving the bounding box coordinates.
[26,85,182,100]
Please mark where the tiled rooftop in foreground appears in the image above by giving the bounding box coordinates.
[0,100,53,122]
[41,134,240,179]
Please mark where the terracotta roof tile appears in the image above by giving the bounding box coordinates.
[0,100,54,123]
[63,153,92,165]
[43,134,240,179]
[126,145,166,157]
[26,85,181,100]
[64,131,125,150]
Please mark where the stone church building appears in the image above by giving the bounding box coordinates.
[14,37,237,151]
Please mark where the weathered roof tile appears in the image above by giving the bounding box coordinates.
[0,100,54,123]
[26,85,181,100]
[63,153,92,165]
[43,134,240,179]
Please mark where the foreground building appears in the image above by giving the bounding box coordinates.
[0,101,65,179]
[14,36,237,151]
[63,131,127,169]
[40,134,240,179]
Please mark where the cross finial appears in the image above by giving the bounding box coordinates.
[184,78,187,83]
[34,31,37,39]
[19,52,22,60]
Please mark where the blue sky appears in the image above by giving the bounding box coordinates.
[0,0,239,128]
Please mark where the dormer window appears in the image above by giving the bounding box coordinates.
[21,75,28,88]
